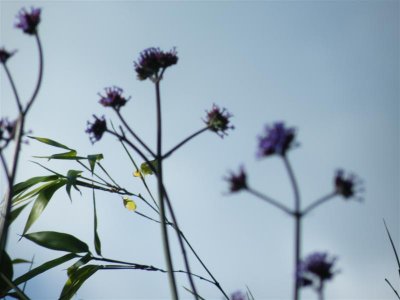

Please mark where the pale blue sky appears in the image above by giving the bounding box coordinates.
[1,1,399,299]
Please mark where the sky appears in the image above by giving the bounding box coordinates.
[0,0,399,299]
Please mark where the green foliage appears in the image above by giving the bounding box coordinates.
[60,265,101,300]
[140,159,158,176]
[24,231,89,253]
[0,251,13,295]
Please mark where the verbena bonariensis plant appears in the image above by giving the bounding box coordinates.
[1,6,237,300]
[225,122,363,300]
[0,6,43,298]
[384,219,400,299]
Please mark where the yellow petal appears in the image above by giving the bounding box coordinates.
[133,170,143,178]
[123,197,137,211]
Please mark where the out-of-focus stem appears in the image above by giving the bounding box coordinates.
[247,187,294,216]
[163,127,209,159]
[283,155,301,300]
[302,192,337,216]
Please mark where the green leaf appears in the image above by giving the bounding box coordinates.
[29,136,74,151]
[0,273,29,300]
[60,265,101,300]
[13,253,77,286]
[10,203,29,224]
[13,175,59,196]
[23,180,66,235]
[67,254,92,277]
[140,159,158,176]
[87,154,104,174]
[65,170,83,200]
[34,150,79,160]
[0,251,13,295]
[92,191,101,256]
[11,259,31,265]
[24,231,89,253]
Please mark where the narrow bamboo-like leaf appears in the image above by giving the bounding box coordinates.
[246,285,255,300]
[13,179,64,206]
[13,253,77,286]
[87,154,104,174]
[24,231,89,253]
[60,265,101,300]
[67,254,92,277]
[34,150,79,160]
[92,190,101,256]
[23,180,65,235]
[123,197,137,211]
[11,259,30,265]
[10,203,29,224]
[13,175,59,196]
[140,160,158,175]
[65,170,82,200]
[28,136,74,151]
[0,251,13,295]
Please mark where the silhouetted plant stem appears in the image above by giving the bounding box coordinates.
[385,278,400,299]
[155,78,179,300]
[114,109,155,157]
[302,192,337,216]
[3,64,22,113]
[246,187,294,216]
[163,127,209,159]
[283,155,301,300]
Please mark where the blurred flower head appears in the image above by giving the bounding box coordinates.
[257,122,296,158]
[0,118,16,142]
[225,167,247,193]
[204,104,234,137]
[298,252,338,287]
[86,115,107,144]
[230,291,246,300]
[134,47,178,81]
[98,86,130,110]
[15,7,41,35]
[0,48,16,64]
[334,169,363,200]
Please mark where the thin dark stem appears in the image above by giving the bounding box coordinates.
[76,160,111,186]
[163,127,209,159]
[3,63,22,113]
[24,34,43,115]
[115,109,156,158]
[0,151,10,179]
[155,78,179,300]
[247,187,294,216]
[384,219,400,269]
[385,278,400,299]
[22,255,35,292]
[97,162,120,187]
[119,140,159,211]
[283,155,301,300]
[302,192,337,216]
[163,187,200,300]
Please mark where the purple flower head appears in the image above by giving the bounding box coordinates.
[134,47,178,81]
[225,167,247,193]
[15,7,41,35]
[98,86,130,110]
[86,115,107,144]
[257,122,296,158]
[298,252,338,287]
[334,169,363,200]
[0,48,16,64]
[0,118,16,141]
[204,104,234,138]
[230,291,246,300]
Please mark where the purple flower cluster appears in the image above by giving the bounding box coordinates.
[86,115,107,144]
[0,118,16,142]
[334,169,363,200]
[204,104,234,137]
[225,167,247,193]
[0,48,16,64]
[257,122,295,157]
[15,7,41,35]
[298,252,338,288]
[134,47,178,81]
[230,291,246,300]
[98,86,130,110]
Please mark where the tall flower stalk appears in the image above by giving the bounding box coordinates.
[226,122,362,300]
[0,7,43,262]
